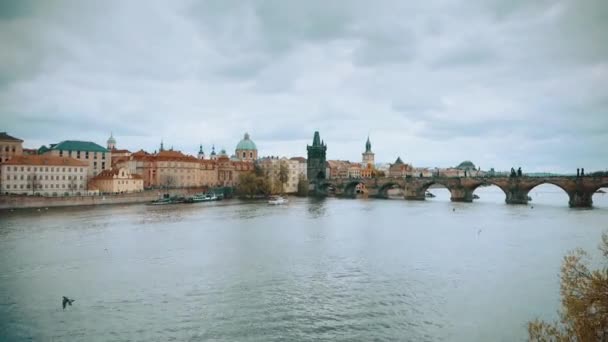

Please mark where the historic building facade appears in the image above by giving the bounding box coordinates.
[0,155,89,196]
[43,140,111,178]
[89,167,144,194]
[0,132,23,163]
[235,133,258,161]
[306,131,327,182]
[388,157,414,177]
[258,156,306,194]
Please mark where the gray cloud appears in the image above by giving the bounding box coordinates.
[0,0,606,173]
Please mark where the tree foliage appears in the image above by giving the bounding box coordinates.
[297,177,309,197]
[236,172,271,198]
[528,232,608,341]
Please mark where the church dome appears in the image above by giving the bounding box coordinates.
[456,160,476,170]
[107,133,116,144]
[235,133,257,151]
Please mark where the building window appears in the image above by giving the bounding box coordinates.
[85,152,89,159]
[250,152,253,158]
[102,162,105,169]
[77,151,81,158]
[94,162,97,168]
[102,153,105,160]
[94,152,97,159]
[59,150,63,157]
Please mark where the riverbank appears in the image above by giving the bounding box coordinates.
[0,188,207,210]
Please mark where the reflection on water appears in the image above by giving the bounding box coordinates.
[1,194,607,341]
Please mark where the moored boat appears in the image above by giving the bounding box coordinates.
[268,196,288,205]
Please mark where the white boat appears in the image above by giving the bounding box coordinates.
[268,196,288,205]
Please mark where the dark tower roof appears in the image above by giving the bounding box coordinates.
[312,131,321,146]
[365,136,372,153]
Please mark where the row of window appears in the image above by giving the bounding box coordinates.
[4,183,84,189]
[1,145,18,153]
[58,150,106,160]
[6,174,84,181]
[4,166,85,173]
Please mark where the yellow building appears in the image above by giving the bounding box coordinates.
[0,155,89,196]
[89,167,144,194]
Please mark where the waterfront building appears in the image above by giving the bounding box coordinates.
[43,140,111,178]
[105,134,131,166]
[348,163,362,178]
[89,167,143,194]
[217,149,254,187]
[307,131,327,181]
[0,132,23,163]
[257,156,305,194]
[235,133,258,161]
[388,157,413,177]
[0,155,89,196]
[290,157,307,181]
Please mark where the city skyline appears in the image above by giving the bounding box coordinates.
[1,1,607,173]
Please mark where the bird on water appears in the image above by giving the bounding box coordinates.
[62,296,75,310]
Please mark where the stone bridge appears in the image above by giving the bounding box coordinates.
[312,175,608,208]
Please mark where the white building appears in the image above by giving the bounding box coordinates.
[0,155,90,196]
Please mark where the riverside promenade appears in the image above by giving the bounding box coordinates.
[0,188,206,210]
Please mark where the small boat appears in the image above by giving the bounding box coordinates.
[268,196,288,205]
[596,189,606,194]
[473,194,480,199]
[191,193,218,203]
[150,197,172,205]
[425,192,435,198]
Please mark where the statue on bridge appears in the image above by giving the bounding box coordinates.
[517,167,522,177]
[510,168,516,178]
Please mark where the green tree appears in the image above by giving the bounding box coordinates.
[528,232,608,341]
[236,172,259,198]
[236,171,273,198]
[278,163,289,194]
[297,177,308,197]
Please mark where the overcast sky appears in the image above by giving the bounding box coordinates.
[1,0,606,172]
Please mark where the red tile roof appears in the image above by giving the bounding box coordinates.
[1,155,88,167]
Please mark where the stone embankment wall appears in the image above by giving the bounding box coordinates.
[0,188,206,210]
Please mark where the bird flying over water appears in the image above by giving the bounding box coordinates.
[62,296,75,310]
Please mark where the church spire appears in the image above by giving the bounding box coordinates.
[160,139,164,152]
[365,136,372,153]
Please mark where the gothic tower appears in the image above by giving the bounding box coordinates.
[362,136,374,167]
[307,131,327,181]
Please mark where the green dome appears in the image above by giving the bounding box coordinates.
[456,160,476,170]
[235,133,257,151]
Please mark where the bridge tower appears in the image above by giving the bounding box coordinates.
[307,131,327,183]
[362,136,374,167]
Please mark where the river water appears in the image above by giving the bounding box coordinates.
[1,186,607,341]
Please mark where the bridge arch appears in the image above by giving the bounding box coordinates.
[526,181,572,198]
[378,181,403,198]
[420,181,452,194]
[469,181,509,203]
[342,180,367,198]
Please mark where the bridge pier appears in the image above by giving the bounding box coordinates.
[449,187,474,202]
[505,188,529,205]
[404,186,425,201]
[569,191,593,208]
